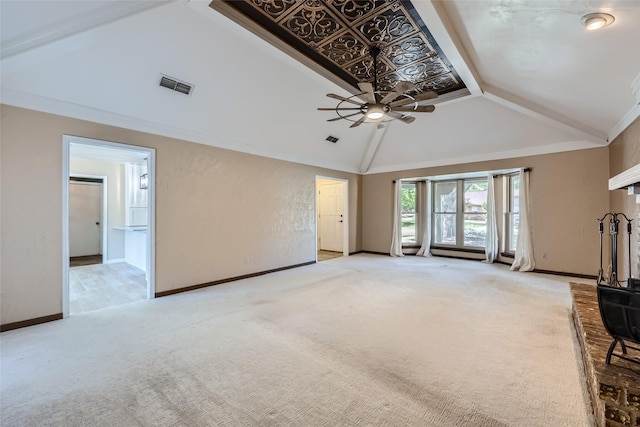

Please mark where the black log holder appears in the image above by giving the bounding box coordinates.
[597,212,640,366]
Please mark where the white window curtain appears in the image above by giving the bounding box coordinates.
[511,168,535,271]
[416,180,432,257]
[484,175,498,262]
[390,180,405,257]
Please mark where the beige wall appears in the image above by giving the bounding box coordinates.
[70,158,126,261]
[609,116,640,278]
[362,148,610,275]
[0,105,361,325]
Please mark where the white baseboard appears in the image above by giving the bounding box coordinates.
[105,258,125,264]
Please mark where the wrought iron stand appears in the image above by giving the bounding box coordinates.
[596,212,640,366]
[597,212,633,286]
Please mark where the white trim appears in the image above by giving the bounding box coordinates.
[483,84,607,144]
[69,173,108,263]
[359,125,388,174]
[414,1,483,97]
[364,139,602,175]
[105,258,126,264]
[146,148,156,297]
[3,89,361,174]
[608,102,640,144]
[1,1,175,59]
[632,71,640,105]
[315,176,350,259]
[63,135,156,318]
[609,164,640,191]
[62,142,70,318]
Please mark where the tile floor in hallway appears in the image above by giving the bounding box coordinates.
[317,250,343,262]
[70,262,147,315]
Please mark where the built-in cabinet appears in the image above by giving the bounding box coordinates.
[117,162,149,275]
[125,163,148,226]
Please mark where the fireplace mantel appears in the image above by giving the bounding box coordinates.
[609,164,640,202]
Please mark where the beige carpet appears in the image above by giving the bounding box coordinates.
[0,254,593,426]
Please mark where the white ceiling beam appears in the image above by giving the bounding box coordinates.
[1,1,177,59]
[426,0,610,146]
[483,84,607,144]
[359,125,389,174]
[413,1,483,97]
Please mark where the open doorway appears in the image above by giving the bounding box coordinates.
[316,176,349,262]
[69,177,106,267]
[62,136,156,316]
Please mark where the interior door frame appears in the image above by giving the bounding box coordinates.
[69,175,108,263]
[315,176,349,259]
[62,135,156,317]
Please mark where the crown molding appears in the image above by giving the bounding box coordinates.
[1,88,361,174]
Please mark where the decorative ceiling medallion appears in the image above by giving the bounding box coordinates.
[213,0,466,96]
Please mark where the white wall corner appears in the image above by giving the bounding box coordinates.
[607,71,640,143]
[608,103,640,144]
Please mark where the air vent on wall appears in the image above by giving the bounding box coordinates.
[159,74,193,96]
[326,136,339,143]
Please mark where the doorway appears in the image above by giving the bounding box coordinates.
[316,176,348,261]
[62,136,156,317]
[69,177,105,267]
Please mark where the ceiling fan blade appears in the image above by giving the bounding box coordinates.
[357,82,376,104]
[393,105,435,113]
[379,81,415,104]
[328,112,362,122]
[389,91,438,107]
[387,111,416,124]
[350,115,367,128]
[327,93,364,106]
[317,107,362,111]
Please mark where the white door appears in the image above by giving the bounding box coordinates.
[69,181,102,257]
[319,182,344,252]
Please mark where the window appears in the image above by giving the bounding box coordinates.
[401,182,417,245]
[432,179,488,249]
[463,180,488,248]
[505,174,520,253]
[433,181,457,245]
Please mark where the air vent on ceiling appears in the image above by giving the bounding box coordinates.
[326,136,339,143]
[159,74,194,96]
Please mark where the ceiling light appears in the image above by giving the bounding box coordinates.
[581,13,615,31]
[366,104,385,120]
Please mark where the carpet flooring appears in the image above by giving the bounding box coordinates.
[0,254,593,426]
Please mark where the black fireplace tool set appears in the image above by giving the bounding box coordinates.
[596,212,640,366]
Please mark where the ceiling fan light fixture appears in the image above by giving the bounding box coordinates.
[366,104,385,120]
[581,13,614,31]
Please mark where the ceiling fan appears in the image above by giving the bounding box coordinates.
[318,45,438,128]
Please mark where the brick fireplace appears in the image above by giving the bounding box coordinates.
[571,282,640,426]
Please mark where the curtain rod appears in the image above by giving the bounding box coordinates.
[493,167,532,178]
[395,168,532,182]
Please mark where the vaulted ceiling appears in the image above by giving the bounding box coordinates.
[1,1,639,174]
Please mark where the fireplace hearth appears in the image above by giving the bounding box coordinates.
[572,283,640,427]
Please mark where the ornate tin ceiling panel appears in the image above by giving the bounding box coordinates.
[212,0,467,96]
